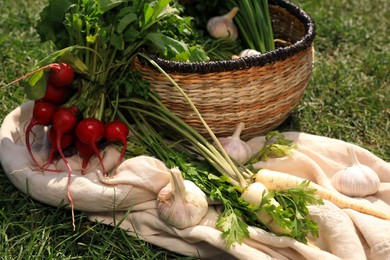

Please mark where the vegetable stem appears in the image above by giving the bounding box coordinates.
[138,53,247,188]
[226,0,274,52]
[118,100,242,187]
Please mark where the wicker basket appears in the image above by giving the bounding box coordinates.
[132,0,315,140]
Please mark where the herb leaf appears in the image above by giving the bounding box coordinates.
[24,71,47,100]
[36,0,72,48]
[98,0,123,13]
[216,207,250,249]
[272,181,324,242]
[248,131,296,163]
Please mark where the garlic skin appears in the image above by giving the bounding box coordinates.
[217,122,252,164]
[157,167,208,229]
[331,146,380,197]
[207,7,239,41]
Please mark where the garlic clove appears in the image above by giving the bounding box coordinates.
[217,122,252,164]
[157,167,208,229]
[331,145,380,197]
[206,7,239,41]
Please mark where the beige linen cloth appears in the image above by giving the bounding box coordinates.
[1,102,389,260]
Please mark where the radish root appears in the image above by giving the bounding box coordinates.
[255,169,390,220]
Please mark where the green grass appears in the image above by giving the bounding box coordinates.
[280,0,390,160]
[0,0,389,259]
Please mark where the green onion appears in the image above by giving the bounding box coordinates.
[227,0,275,52]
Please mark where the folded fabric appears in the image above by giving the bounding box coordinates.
[1,102,389,259]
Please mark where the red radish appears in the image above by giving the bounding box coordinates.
[104,120,129,171]
[41,81,69,105]
[3,63,74,89]
[52,106,78,230]
[44,127,75,168]
[75,139,95,174]
[34,99,44,105]
[75,118,106,176]
[51,106,78,171]
[48,62,75,87]
[25,102,58,167]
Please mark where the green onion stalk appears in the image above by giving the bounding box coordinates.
[226,0,275,52]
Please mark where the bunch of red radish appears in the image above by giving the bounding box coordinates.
[25,62,129,176]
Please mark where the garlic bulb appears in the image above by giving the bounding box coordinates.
[232,49,261,59]
[239,49,261,57]
[217,122,252,164]
[331,145,380,197]
[206,7,239,41]
[157,167,208,229]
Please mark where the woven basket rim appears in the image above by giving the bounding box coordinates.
[138,0,315,74]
